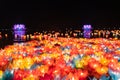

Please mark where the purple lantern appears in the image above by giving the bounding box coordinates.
[83,25,92,38]
[13,24,26,40]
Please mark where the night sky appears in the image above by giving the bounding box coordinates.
[0,0,120,29]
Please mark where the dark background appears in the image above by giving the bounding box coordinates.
[0,0,120,48]
[0,0,120,30]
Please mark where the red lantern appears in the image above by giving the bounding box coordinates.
[88,58,100,70]
[77,69,88,80]
[109,58,118,63]
[104,53,113,59]
[66,72,74,80]
[39,73,53,80]
[13,70,24,80]
[42,59,54,66]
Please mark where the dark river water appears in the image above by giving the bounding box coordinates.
[0,32,31,49]
[0,34,13,48]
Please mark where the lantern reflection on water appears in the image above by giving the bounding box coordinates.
[13,24,26,41]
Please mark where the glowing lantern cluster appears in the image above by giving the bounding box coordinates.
[0,37,120,79]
